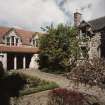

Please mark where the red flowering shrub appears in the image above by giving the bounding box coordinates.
[47,88,84,105]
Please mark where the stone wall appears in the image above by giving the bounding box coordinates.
[88,32,101,59]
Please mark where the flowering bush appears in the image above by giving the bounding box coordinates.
[47,88,84,105]
[66,58,105,89]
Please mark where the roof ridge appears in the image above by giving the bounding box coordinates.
[0,26,34,33]
[0,26,46,34]
[88,16,105,23]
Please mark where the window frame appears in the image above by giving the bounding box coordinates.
[31,35,39,48]
[5,35,20,46]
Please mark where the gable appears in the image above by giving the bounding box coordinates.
[2,29,22,45]
[0,27,34,45]
[6,30,19,37]
[32,33,39,39]
[3,29,21,41]
[79,16,105,35]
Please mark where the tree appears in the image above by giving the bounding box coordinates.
[39,24,79,72]
[0,61,26,105]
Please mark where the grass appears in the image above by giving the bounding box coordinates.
[9,71,59,96]
[40,68,66,74]
[20,82,58,96]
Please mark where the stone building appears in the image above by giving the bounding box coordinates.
[74,11,105,59]
[0,27,42,70]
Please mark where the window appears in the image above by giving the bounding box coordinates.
[32,38,39,47]
[35,39,39,47]
[33,40,35,45]
[16,38,19,46]
[11,36,15,45]
[5,36,20,46]
[7,37,10,45]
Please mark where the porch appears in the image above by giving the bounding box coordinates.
[7,52,33,70]
[0,45,39,70]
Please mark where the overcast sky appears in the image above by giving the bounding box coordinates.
[0,0,105,31]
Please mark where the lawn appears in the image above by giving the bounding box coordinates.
[9,71,59,96]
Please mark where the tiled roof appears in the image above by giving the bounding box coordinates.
[88,16,105,31]
[0,27,10,43]
[0,26,44,45]
[0,45,39,53]
[15,28,34,45]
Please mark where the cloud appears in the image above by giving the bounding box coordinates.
[66,0,105,20]
[0,0,105,31]
[0,0,66,31]
[54,0,73,24]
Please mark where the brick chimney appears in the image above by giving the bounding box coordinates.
[74,10,81,27]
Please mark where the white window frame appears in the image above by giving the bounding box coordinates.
[4,31,21,46]
[31,35,39,48]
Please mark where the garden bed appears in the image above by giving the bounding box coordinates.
[9,72,59,96]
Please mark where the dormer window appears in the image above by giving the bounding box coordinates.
[31,34,39,47]
[11,36,15,45]
[16,38,19,46]
[5,36,20,46]
[32,38,39,47]
[6,37,10,45]
[4,31,21,46]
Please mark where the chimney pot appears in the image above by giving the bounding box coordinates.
[74,10,82,27]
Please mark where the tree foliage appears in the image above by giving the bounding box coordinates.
[39,24,79,72]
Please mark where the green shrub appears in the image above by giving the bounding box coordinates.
[41,68,67,74]
[20,82,59,96]
[0,68,26,105]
